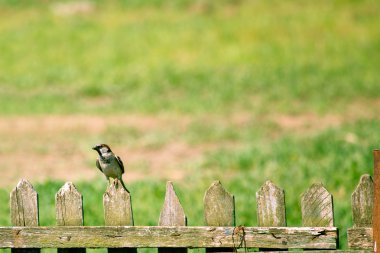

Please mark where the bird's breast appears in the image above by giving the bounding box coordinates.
[99,159,121,178]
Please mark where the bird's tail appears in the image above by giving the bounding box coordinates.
[119,177,128,192]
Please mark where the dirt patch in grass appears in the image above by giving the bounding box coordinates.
[0,99,378,189]
[272,113,342,132]
[0,115,201,188]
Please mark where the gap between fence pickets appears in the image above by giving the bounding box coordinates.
[0,226,337,249]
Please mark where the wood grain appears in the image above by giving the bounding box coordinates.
[301,183,334,227]
[347,227,373,250]
[256,180,287,251]
[351,174,374,227]
[348,174,374,250]
[10,179,40,253]
[55,182,85,253]
[158,181,187,253]
[256,180,286,227]
[0,226,337,249]
[103,179,136,253]
[204,181,235,253]
[56,182,83,226]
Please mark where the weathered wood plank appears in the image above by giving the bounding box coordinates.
[256,180,286,227]
[10,179,40,253]
[256,181,287,251]
[158,181,187,253]
[347,227,372,250]
[56,182,84,226]
[103,179,136,253]
[351,174,374,227]
[0,226,337,249]
[301,183,334,227]
[204,181,235,226]
[348,174,374,250]
[10,179,39,227]
[159,181,186,226]
[204,181,235,253]
[56,182,85,253]
[373,150,380,253]
[103,179,134,226]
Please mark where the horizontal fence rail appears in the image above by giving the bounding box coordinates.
[0,226,337,249]
[2,150,379,252]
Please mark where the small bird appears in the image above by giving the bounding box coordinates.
[92,144,128,191]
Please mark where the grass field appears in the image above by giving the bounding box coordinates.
[0,0,380,250]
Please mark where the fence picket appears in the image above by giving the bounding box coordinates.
[10,179,40,253]
[204,181,235,253]
[347,174,374,249]
[103,179,136,253]
[352,174,374,227]
[301,183,334,227]
[158,181,187,253]
[56,182,85,253]
[256,180,286,251]
[256,180,286,227]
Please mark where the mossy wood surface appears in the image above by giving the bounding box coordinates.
[204,181,235,253]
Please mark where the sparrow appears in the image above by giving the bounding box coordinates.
[92,144,128,191]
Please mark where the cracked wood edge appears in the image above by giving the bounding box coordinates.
[347,227,372,250]
[158,181,187,253]
[10,179,40,253]
[0,226,337,249]
[55,182,85,253]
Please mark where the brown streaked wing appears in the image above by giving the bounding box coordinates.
[116,156,125,174]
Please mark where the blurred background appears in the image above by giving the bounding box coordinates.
[0,0,379,250]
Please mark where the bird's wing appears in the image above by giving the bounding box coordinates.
[116,156,125,174]
[96,158,102,172]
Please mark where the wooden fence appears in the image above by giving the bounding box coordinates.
[0,151,379,252]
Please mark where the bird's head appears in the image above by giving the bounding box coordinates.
[92,144,112,156]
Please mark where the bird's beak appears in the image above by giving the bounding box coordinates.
[92,146,98,150]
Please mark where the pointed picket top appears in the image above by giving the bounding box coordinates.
[352,174,374,227]
[301,182,334,227]
[158,182,187,253]
[256,180,286,227]
[55,182,83,226]
[159,181,186,226]
[10,179,39,226]
[103,179,134,226]
[204,181,235,226]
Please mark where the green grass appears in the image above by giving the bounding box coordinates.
[0,0,379,250]
[0,0,379,115]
